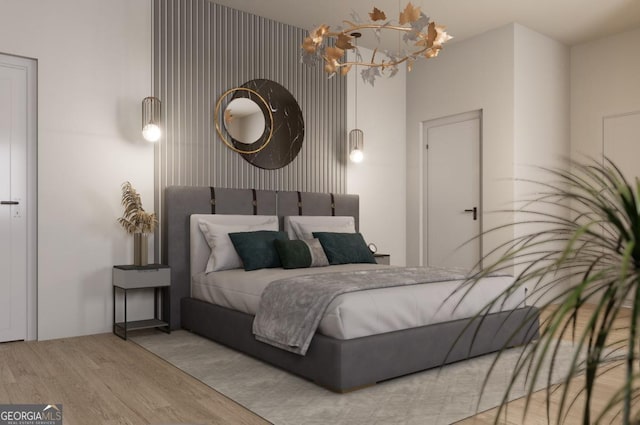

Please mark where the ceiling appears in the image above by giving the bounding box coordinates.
[211,0,640,47]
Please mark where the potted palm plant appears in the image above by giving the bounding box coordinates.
[459,158,640,423]
[118,181,157,266]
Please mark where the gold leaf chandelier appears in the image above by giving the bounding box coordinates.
[301,2,452,85]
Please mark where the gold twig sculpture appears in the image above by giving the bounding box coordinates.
[117,181,157,234]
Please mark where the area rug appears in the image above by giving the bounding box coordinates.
[133,330,576,425]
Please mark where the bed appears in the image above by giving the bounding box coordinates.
[163,186,539,392]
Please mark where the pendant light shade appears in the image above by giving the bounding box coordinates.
[349,129,364,163]
[142,96,162,142]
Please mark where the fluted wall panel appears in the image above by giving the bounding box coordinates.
[153,0,347,232]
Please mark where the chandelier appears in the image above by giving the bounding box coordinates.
[301,2,452,85]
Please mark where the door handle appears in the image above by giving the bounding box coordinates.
[463,207,477,220]
[1,201,19,205]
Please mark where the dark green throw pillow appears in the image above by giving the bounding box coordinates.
[313,232,376,265]
[229,230,289,271]
[274,239,330,269]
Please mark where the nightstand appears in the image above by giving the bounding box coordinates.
[374,254,390,265]
[112,264,171,340]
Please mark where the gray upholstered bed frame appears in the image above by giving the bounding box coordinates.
[163,186,540,392]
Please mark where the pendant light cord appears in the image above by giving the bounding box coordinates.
[354,38,358,131]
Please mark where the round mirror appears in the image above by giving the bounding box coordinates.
[223,98,266,145]
[214,87,273,155]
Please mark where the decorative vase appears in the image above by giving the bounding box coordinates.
[133,233,148,266]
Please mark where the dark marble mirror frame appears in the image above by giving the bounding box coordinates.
[215,79,305,170]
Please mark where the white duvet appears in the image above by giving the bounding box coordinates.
[191,264,523,340]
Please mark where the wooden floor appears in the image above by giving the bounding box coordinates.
[457,303,632,424]
[0,304,630,424]
[0,333,267,425]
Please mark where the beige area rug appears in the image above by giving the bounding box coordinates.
[133,330,577,425]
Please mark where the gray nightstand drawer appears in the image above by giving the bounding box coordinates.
[113,266,170,289]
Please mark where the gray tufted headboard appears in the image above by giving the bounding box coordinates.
[162,186,359,329]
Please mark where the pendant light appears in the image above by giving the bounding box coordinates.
[349,129,364,163]
[142,96,162,142]
[349,32,364,163]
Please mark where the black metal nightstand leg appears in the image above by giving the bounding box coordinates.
[154,287,158,320]
[112,285,115,335]
[123,288,128,340]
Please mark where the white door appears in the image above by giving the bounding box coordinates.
[604,111,640,183]
[0,54,34,342]
[603,111,640,306]
[423,111,481,270]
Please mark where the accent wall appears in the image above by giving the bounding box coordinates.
[152,0,347,242]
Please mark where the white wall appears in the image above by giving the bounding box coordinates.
[513,24,570,302]
[0,0,154,339]
[2,0,629,339]
[405,23,571,295]
[514,24,569,181]
[405,24,516,267]
[346,49,407,265]
[571,27,640,159]
[570,27,640,307]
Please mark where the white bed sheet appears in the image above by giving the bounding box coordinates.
[191,264,522,340]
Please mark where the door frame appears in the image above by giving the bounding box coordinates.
[602,109,640,308]
[419,109,483,267]
[0,52,38,340]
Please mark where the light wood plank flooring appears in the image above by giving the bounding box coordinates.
[0,304,629,424]
[457,303,632,424]
[0,333,267,425]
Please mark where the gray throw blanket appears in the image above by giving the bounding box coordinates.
[253,266,470,355]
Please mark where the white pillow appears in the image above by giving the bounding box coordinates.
[299,223,355,240]
[197,215,278,272]
[284,216,356,240]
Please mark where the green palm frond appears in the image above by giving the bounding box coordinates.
[460,158,640,424]
[117,181,157,234]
